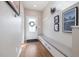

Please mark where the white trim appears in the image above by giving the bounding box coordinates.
[17,38,24,57]
[17,47,22,57]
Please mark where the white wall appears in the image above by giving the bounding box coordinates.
[72,26,79,57]
[16,2,24,56]
[0,2,24,57]
[24,9,42,39]
[42,1,79,56]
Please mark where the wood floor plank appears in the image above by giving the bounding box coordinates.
[20,40,53,57]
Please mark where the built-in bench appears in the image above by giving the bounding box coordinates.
[39,35,72,57]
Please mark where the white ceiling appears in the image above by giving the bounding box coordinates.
[23,1,49,11]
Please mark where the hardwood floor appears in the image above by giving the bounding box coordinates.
[20,40,53,57]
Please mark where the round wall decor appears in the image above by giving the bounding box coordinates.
[29,21,35,27]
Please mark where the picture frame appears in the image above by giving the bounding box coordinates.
[54,24,59,32]
[63,7,78,32]
[54,15,59,32]
[54,15,59,24]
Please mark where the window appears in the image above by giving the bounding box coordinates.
[28,17,36,32]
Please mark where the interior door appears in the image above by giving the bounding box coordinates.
[26,16,38,40]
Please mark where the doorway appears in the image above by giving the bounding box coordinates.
[26,16,38,40]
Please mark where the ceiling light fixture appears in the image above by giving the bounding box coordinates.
[33,5,37,7]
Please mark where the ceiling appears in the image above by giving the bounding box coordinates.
[23,1,49,11]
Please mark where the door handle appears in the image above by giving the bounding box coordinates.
[36,26,37,30]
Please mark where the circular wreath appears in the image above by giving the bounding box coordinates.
[29,21,35,27]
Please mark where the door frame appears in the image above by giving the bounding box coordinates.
[25,16,38,40]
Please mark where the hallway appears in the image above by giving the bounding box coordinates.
[0,1,79,57]
[20,40,52,57]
